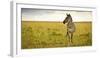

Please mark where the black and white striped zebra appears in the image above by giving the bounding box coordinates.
[63,14,76,43]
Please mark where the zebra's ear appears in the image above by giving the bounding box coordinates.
[66,13,69,16]
[67,14,71,16]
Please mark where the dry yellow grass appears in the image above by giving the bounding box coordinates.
[21,21,92,49]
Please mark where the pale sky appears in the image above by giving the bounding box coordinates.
[21,8,92,22]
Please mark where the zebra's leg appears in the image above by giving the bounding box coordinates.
[66,32,68,37]
[67,32,72,44]
[67,32,70,39]
[70,33,73,43]
[67,32,71,46]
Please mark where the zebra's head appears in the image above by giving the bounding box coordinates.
[63,13,72,24]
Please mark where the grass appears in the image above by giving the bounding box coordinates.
[21,21,92,49]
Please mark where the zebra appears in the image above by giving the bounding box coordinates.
[63,14,76,43]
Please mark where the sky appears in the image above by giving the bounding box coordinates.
[21,8,92,22]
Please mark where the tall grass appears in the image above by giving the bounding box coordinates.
[21,21,92,49]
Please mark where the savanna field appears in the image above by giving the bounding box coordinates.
[21,21,92,49]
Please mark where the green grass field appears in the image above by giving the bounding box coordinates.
[21,21,92,49]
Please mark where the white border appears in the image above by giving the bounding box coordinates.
[10,1,97,57]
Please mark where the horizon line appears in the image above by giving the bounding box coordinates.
[21,20,92,23]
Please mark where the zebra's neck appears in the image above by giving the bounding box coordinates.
[68,19,73,24]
